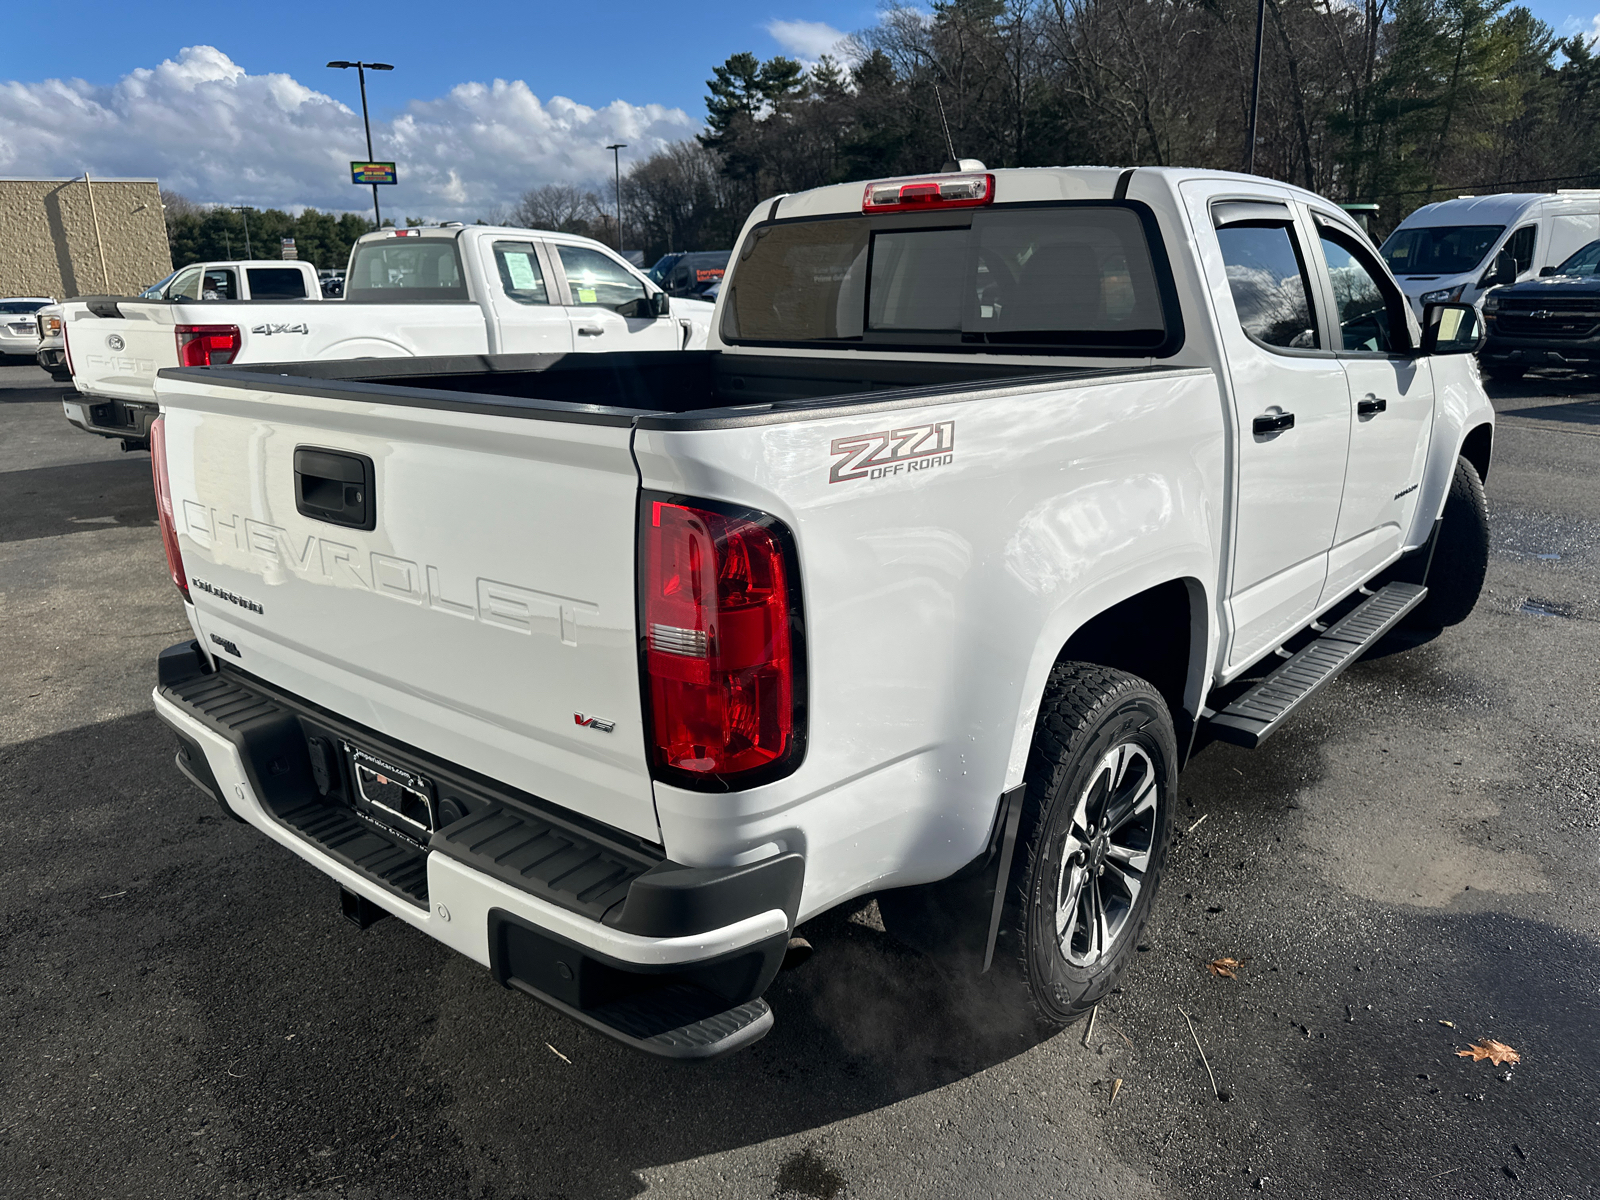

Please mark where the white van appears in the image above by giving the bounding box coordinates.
[1380,191,1600,315]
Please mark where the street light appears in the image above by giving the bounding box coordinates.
[606,142,627,253]
[328,60,395,228]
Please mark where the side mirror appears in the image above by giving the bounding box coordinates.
[1540,265,1558,278]
[650,291,671,318]
[1418,302,1484,356]
[1491,249,1517,286]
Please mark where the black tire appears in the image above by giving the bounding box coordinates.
[988,664,1178,1028]
[1410,455,1490,629]
[1484,363,1525,383]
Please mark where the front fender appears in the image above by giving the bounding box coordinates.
[1414,355,1495,541]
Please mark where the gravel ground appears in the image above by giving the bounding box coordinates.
[0,360,1595,1200]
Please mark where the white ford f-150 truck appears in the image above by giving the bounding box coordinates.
[146,166,1494,1058]
[60,229,712,449]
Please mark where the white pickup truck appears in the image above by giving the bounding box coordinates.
[60,229,712,448]
[147,166,1494,1058]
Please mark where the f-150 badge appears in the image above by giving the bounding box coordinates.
[829,420,956,484]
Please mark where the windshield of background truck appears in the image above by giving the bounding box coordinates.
[1381,224,1504,276]
[0,301,48,314]
[723,206,1167,351]
[345,239,468,302]
[1556,239,1600,275]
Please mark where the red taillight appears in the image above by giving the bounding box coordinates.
[175,324,241,367]
[862,172,994,214]
[642,498,803,787]
[149,416,190,602]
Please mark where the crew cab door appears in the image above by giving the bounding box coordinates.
[1303,211,1434,602]
[1184,184,1352,671]
[551,243,682,351]
[476,238,574,354]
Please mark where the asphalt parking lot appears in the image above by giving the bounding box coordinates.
[1,359,1596,1200]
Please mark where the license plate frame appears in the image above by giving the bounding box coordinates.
[347,744,436,837]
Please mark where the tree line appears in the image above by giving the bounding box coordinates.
[165,0,1600,270]
[609,0,1600,254]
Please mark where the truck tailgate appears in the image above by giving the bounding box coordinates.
[64,301,173,403]
[156,373,658,841]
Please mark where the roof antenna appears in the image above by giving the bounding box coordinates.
[934,84,982,173]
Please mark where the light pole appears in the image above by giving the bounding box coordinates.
[606,142,627,252]
[1244,0,1266,174]
[232,205,253,259]
[328,60,395,229]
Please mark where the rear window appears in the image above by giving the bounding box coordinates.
[723,206,1173,354]
[345,239,469,302]
[246,268,307,299]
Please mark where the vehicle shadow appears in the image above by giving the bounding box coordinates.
[0,457,157,542]
[0,712,1049,1200]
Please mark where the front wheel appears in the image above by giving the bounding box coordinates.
[1409,455,1490,629]
[990,664,1178,1027]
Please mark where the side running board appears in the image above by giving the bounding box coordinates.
[1208,582,1427,748]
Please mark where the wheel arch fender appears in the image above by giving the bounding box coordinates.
[1459,421,1493,484]
[1412,357,1495,542]
[1004,565,1215,789]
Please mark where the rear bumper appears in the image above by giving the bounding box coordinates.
[61,396,155,443]
[151,641,801,1057]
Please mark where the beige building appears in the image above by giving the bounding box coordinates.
[0,177,173,298]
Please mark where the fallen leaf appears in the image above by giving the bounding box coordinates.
[1457,1039,1521,1067]
[1206,956,1251,979]
[1109,1077,1124,1106]
[1438,1020,1456,1029]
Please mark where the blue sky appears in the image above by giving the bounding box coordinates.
[2,0,1596,220]
[2,2,881,118]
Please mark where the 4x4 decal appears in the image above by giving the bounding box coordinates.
[829,420,956,484]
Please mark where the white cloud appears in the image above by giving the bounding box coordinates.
[766,18,854,62]
[0,46,701,219]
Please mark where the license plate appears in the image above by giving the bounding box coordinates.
[348,746,435,835]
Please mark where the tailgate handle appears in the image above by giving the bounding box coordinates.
[294,447,375,530]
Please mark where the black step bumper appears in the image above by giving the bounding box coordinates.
[151,641,802,1058]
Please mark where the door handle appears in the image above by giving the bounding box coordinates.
[1357,395,1388,416]
[1252,411,1295,435]
[577,325,605,337]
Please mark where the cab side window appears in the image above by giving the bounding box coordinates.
[493,242,550,305]
[201,268,237,300]
[1215,221,1320,350]
[1316,228,1408,354]
[556,245,647,311]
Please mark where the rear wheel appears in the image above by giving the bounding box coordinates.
[1410,455,1490,629]
[990,664,1177,1027]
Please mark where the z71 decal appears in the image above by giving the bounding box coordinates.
[829,420,956,484]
